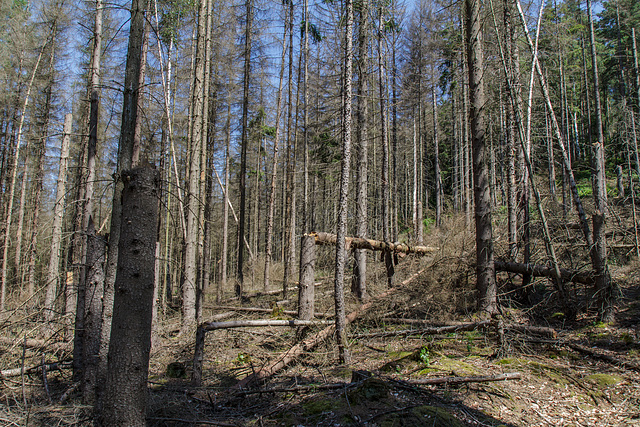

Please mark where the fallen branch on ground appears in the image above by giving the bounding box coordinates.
[526,338,640,372]
[378,319,557,338]
[200,319,331,332]
[229,268,428,389]
[0,336,70,352]
[1,360,72,378]
[495,261,594,285]
[396,372,521,385]
[204,305,330,318]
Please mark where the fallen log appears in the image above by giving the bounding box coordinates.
[230,268,428,389]
[200,319,331,332]
[400,372,521,386]
[311,232,437,255]
[379,319,557,338]
[204,305,330,318]
[495,261,594,285]
[0,360,72,378]
[0,336,70,352]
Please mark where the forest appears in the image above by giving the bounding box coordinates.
[1,0,640,424]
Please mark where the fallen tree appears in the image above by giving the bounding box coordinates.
[495,261,594,285]
[378,319,557,338]
[311,231,437,254]
[227,268,428,389]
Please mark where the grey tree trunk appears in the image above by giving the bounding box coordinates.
[432,75,442,227]
[334,0,354,363]
[465,0,497,315]
[81,218,106,404]
[97,166,159,426]
[353,0,369,301]
[237,0,254,294]
[587,0,614,322]
[44,113,72,327]
[264,7,288,292]
[298,234,315,320]
[182,0,209,331]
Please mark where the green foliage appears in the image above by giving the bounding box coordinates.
[418,346,430,365]
[300,21,323,43]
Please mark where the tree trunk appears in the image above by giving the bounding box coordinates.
[353,0,369,301]
[298,234,315,320]
[96,0,145,407]
[465,0,496,315]
[0,40,46,311]
[334,0,354,363]
[182,0,209,331]
[587,0,614,322]
[81,218,106,404]
[97,166,159,426]
[237,0,253,295]
[44,113,72,327]
[264,7,288,292]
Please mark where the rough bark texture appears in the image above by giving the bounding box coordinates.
[334,0,354,363]
[97,166,159,426]
[81,218,106,404]
[298,234,315,320]
[586,0,614,322]
[96,0,146,408]
[465,0,497,314]
[353,0,369,301]
[183,0,209,331]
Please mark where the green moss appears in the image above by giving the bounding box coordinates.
[585,374,622,387]
[303,399,335,416]
[377,405,464,427]
[430,357,479,375]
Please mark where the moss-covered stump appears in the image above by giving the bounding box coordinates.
[377,405,464,427]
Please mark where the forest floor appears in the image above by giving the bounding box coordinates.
[2,215,640,426]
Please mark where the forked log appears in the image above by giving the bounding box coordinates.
[230,268,428,389]
[495,261,594,285]
[311,231,437,254]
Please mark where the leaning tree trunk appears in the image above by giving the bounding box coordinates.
[0,41,46,311]
[465,0,496,315]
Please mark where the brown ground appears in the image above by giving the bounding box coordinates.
[2,214,640,426]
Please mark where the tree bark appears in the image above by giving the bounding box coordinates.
[96,0,146,408]
[97,166,159,426]
[465,0,496,314]
[298,234,315,320]
[44,113,72,327]
[81,218,106,404]
[586,0,614,322]
[353,0,369,301]
[237,0,254,294]
[334,0,354,363]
